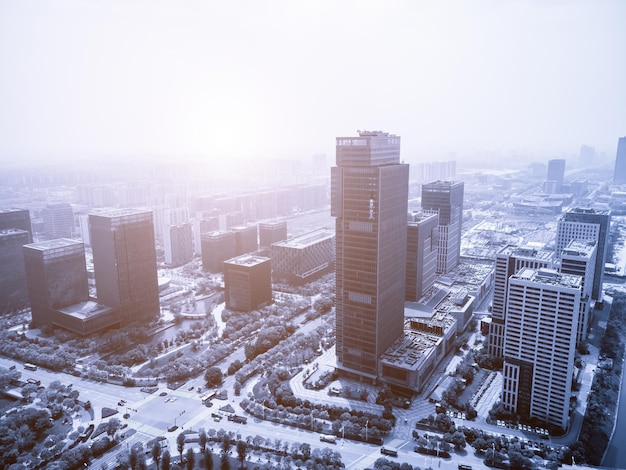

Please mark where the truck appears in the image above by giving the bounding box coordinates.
[24,363,37,371]
[380,439,404,457]
[228,414,247,424]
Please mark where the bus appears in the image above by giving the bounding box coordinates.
[200,390,217,403]
[319,434,337,444]
[24,363,37,371]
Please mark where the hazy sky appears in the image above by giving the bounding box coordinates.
[1,0,624,166]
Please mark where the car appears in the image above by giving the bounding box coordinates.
[188,386,194,391]
[118,400,126,406]
[159,391,168,397]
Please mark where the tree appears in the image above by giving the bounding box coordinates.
[205,366,223,387]
[162,450,171,470]
[220,452,229,470]
[186,448,195,470]
[106,418,122,436]
[199,428,208,453]
[204,448,214,470]
[151,441,162,468]
[236,440,248,468]
[177,432,186,463]
[222,434,232,455]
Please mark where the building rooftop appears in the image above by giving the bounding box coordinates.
[0,228,29,238]
[58,300,114,320]
[499,244,555,262]
[563,239,597,257]
[225,254,270,267]
[24,238,82,251]
[89,208,152,220]
[512,267,582,289]
[0,208,28,214]
[272,229,334,249]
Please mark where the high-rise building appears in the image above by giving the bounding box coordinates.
[42,203,74,240]
[488,246,554,358]
[332,130,409,379]
[613,137,626,184]
[502,268,580,431]
[0,229,30,313]
[544,159,566,194]
[405,211,439,302]
[201,230,237,273]
[224,254,272,312]
[90,209,160,323]
[0,208,33,243]
[560,239,596,345]
[271,229,335,285]
[192,217,220,256]
[556,207,611,301]
[233,224,258,256]
[23,239,89,327]
[164,223,194,267]
[421,181,464,274]
[259,221,288,247]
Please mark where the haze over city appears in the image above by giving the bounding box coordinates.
[1,0,625,167]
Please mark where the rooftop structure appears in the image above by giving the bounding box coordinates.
[271,229,334,285]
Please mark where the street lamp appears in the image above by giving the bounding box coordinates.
[365,420,369,442]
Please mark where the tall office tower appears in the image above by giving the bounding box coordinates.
[332,130,409,379]
[560,240,596,345]
[0,229,30,313]
[545,158,566,193]
[233,224,258,256]
[89,209,160,323]
[192,217,220,256]
[23,239,89,327]
[0,208,33,243]
[224,254,272,312]
[488,246,555,358]
[405,211,439,301]
[421,181,464,274]
[502,268,581,431]
[164,223,194,266]
[579,145,595,163]
[556,207,611,301]
[201,230,237,273]
[42,203,74,240]
[614,137,626,184]
[259,221,288,247]
[78,214,91,246]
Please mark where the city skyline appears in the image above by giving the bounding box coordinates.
[0,1,625,167]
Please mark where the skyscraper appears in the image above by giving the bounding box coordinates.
[201,230,237,273]
[544,159,566,193]
[406,211,439,302]
[556,207,610,301]
[0,229,30,313]
[502,268,580,431]
[560,239,596,344]
[613,137,626,184]
[23,239,89,327]
[488,245,554,358]
[90,209,160,323]
[0,208,33,243]
[164,223,194,267]
[421,181,464,273]
[332,131,409,379]
[42,203,74,240]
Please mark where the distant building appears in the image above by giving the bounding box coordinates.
[502,268,580,431]
[233,224,258,256]
[579,145,595,163]
[271,229,335,285]
[0,229,30,313]
[544,159,566,194]
[613,137,626,184]
[332,130,408,380]
[488,246,555,358]
[201,230,237,273]
[421,181,464,273]
[90,209,160,323]
[164,223,194,267]
[560,239,596,345]
[406,211,439,301]
[0,208,33,243]
[224,254,272,312]
[556,207,611,301]
[259,220,287,247]
[42,203,74,240]
[192,217,220,256]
